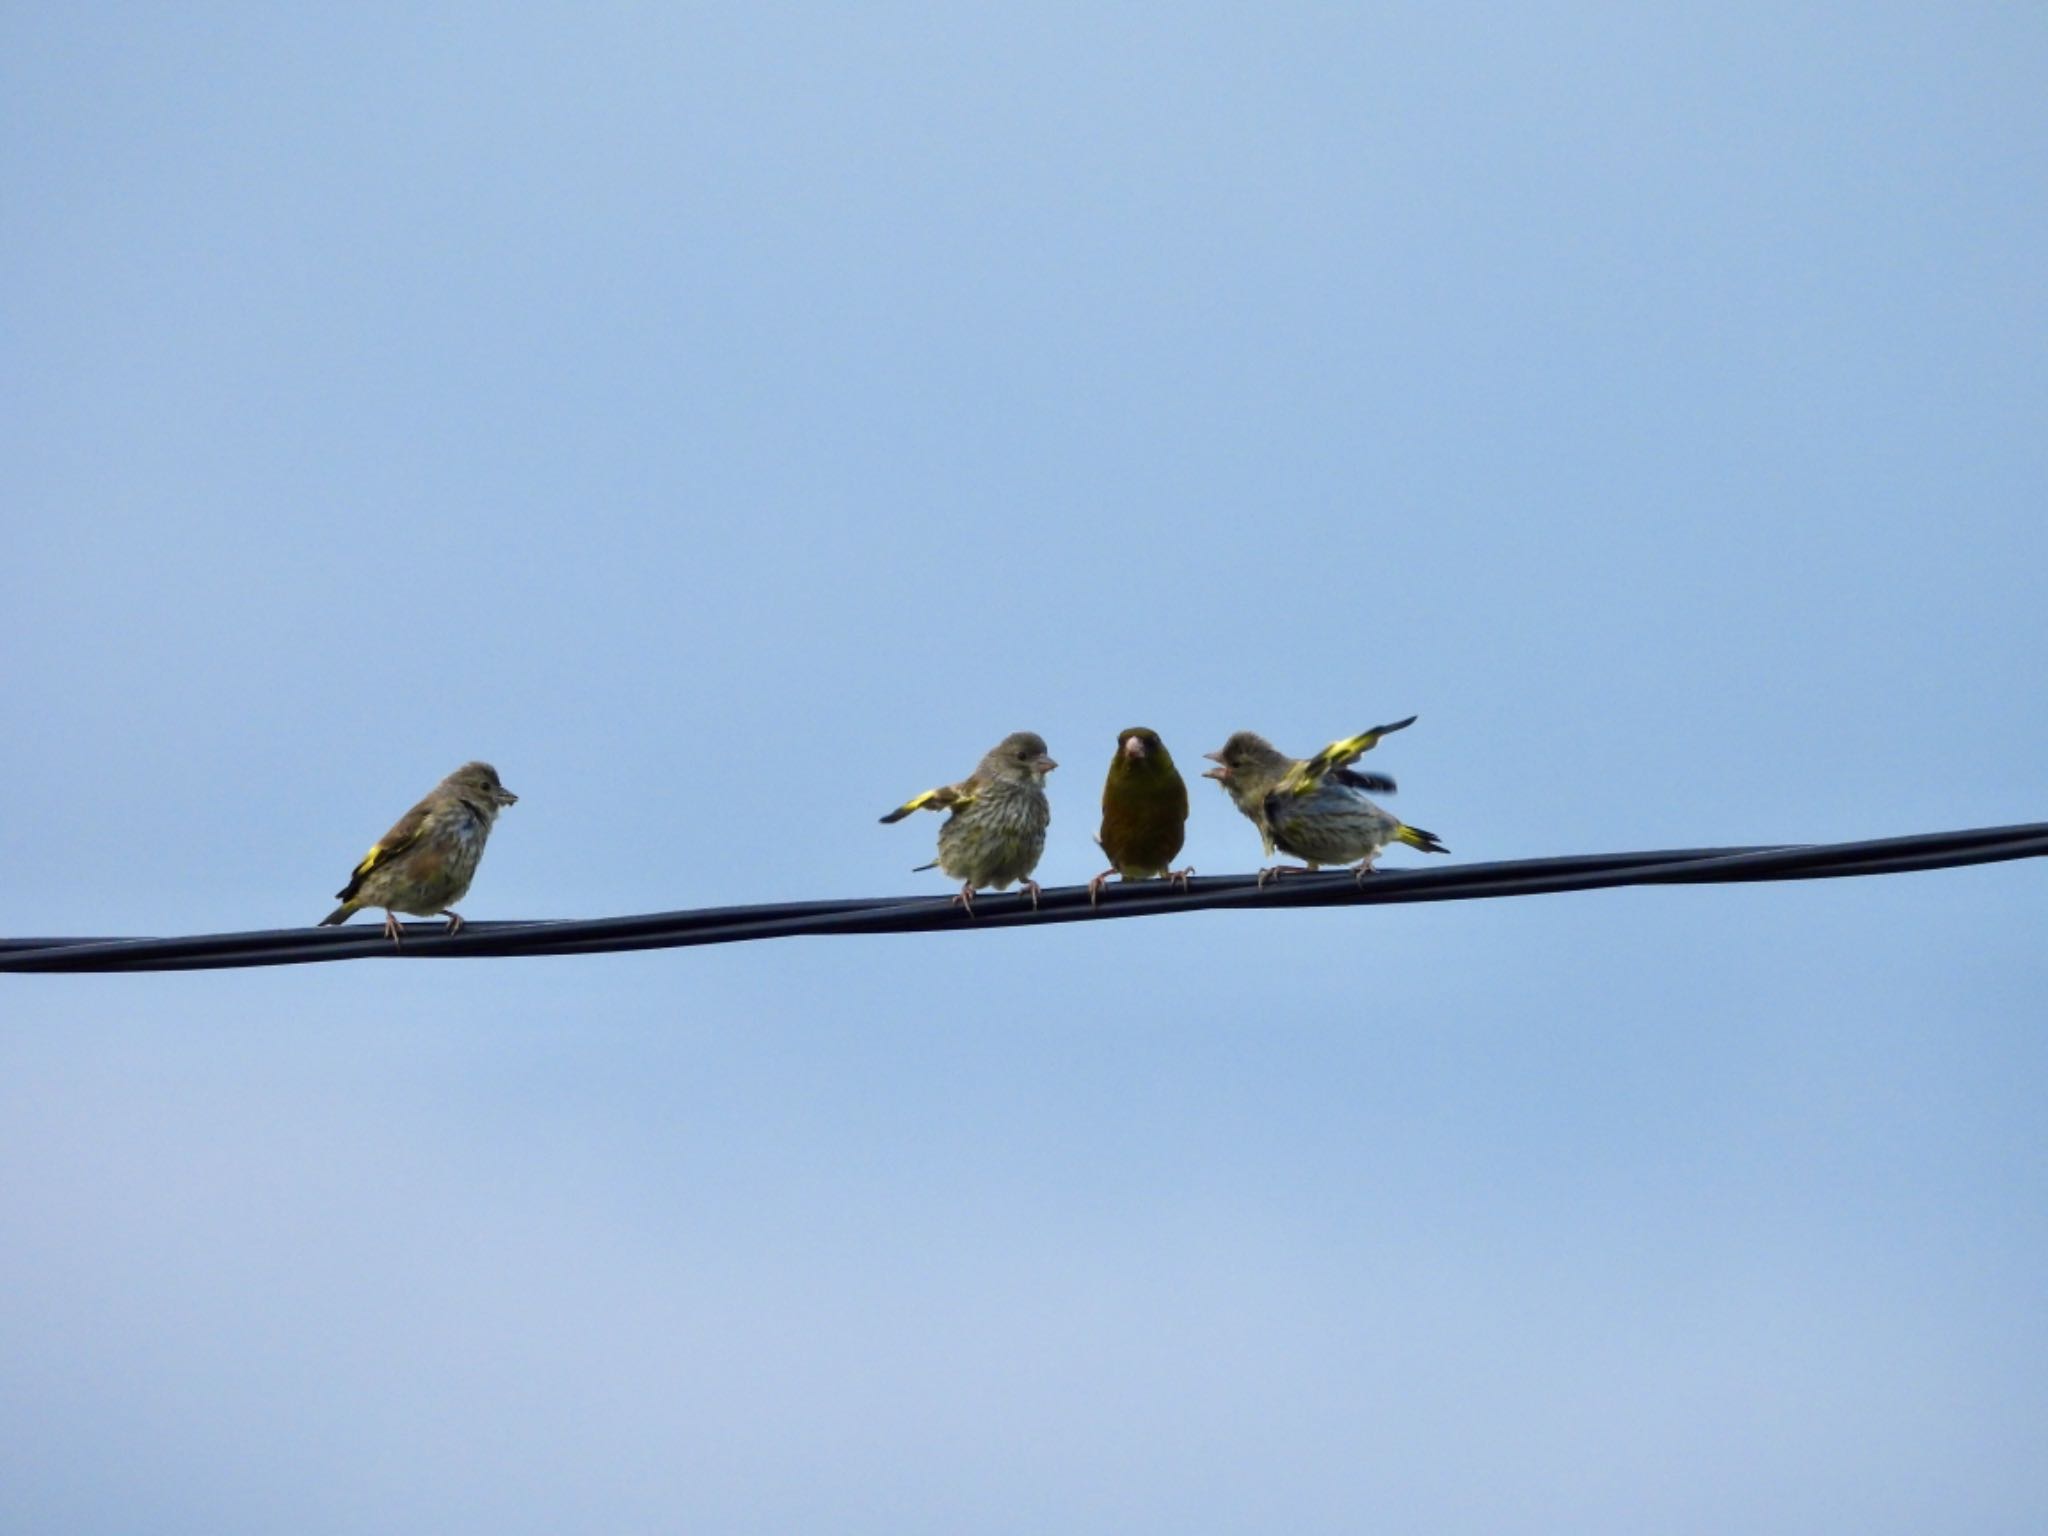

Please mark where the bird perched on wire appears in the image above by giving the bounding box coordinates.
[1203,722,1446,884]
[1090,726,1192,904]
[1200,725,1402,856]
[319,761,519,945]
[880,732,1057,914]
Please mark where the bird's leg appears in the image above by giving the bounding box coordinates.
[1256,864,1314,890]
[1087,869,1118,906]
[1167,867,1195,891]
[1022,878,1042,910]
[382,910,403,948]
[952,882,978,918]
[443,910,465,937]
[1352,856,1381,887]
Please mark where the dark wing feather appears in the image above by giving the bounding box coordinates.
[879,782,971,824]
[334,798,434,902]
[1333,767,1397,794]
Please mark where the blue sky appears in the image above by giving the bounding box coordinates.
[4,3,2045,1531]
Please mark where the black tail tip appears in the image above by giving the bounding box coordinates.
[1401,824,1450,855]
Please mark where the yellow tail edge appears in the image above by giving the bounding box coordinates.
[1395,823,1449,855]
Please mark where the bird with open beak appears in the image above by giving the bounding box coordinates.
[880,731,1057,914]
[1204,721,1447,884]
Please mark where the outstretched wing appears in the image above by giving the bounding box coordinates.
[1333,767,1397,794]
[1281,716,1418,795]
[878,781,974,824]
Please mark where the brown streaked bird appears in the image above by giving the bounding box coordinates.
[320,761,518,946]
[1203,727,1445,884]
[880,732,1056,915]
[1089,726,1192,905]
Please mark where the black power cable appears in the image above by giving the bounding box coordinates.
[3,821,2043,974]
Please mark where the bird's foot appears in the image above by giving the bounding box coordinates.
[443,910,465,937]
[382,911,403,948]
[1352,861,1380,887]
[1167,867,1195,891]
[1087,870,1117,907]
[1256,864,1313,889]
[952,883,978,919]
[1022,879,1042,911]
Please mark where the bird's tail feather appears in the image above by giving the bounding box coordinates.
[1395,823,1449,855]
[318,903,356,927]
[912,860,939,873]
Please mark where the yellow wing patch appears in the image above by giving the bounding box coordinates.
[1284,716,1418,796]
[879,785,973,824]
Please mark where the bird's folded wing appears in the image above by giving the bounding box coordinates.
[335,800,432,900]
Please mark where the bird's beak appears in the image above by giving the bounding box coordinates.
[1122,737,1146,761]
[497,789,519,806]
[1201,750,1228,782]
[1034,756,1058,775]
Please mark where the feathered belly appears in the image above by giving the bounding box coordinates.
[1103,808,1185,877]
[359,822,490,913]
[1269,791,1394,865]
[937,789,1049,888]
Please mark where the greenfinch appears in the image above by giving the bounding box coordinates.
[320,761,518,945]
[880,732,1057,913]
[1090,727,1192,904]
[1203,727,1446,884]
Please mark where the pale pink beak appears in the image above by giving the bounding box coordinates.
[1034,755,1058,774]
[1201,750,1229,782]
[1122,736,1146,761]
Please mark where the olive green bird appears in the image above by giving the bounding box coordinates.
[1089,726,1192,904]
[320,761,519,945]
[1203,725,1446,885]
[880,731,1057,914]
